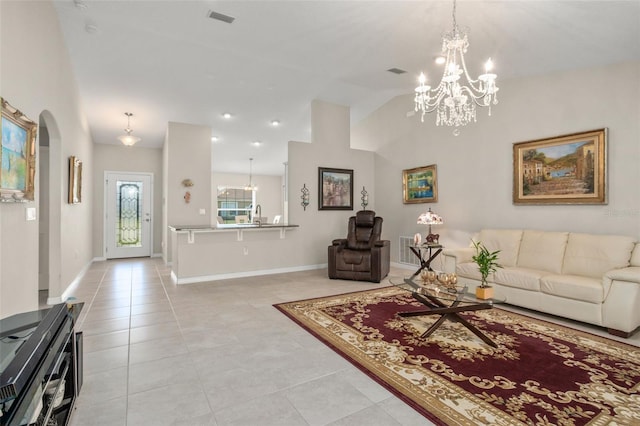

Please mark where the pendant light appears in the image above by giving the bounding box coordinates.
[118,112,141,146]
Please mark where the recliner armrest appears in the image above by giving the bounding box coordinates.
[374,240,390,248]
[332,238,348,247]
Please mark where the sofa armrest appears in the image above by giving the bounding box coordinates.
[602,266,640,334]
[442,248,474,273]
[604,266,640,283]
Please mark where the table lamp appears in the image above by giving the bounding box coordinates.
[417,208,443,244]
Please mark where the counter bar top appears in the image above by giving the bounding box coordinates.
[169,224,299,231]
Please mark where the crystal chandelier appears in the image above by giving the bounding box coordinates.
[414,0,499,131]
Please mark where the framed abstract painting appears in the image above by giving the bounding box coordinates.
[1,97,37,201]
[403,164,437,204]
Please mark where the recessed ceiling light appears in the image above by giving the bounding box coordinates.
[434,56,446,65]
[211,136,219,142]
[270,120,280,127]
[222,112,232,119]
[252,141,262,147]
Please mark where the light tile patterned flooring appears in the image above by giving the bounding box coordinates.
[67,258,640,426]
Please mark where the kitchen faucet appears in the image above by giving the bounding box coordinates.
[255,204,262,226]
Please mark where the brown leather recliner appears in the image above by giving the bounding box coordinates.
[328,210,390,283]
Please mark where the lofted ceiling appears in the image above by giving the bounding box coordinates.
[52,0,640,175]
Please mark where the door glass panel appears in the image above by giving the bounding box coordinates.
[117,181,142,247]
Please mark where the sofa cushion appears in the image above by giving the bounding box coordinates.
[562,233,636,278]
[456,262,484,281]
[631,243,640,267]
[540,274,603,303]
[517,230,569,274]
[477,229,523,267]
[494,267,548,291]
[516,230,568,274]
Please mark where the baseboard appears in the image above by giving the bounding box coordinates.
[53,260,94,304]
[92,256,107,262]
[172,263,327,285]
[391,262,417,271]
[151,252,163,258]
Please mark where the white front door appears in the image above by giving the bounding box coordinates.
[105,172,153,259]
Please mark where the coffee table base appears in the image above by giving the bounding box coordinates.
[397,297,499,348]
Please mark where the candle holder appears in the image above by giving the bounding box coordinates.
[300,184,310,210]
[360,186,369,210]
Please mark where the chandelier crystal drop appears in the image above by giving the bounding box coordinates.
[414,0,499,129]
[117,112,141,146]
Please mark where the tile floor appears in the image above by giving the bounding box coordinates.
[66,258,640,426]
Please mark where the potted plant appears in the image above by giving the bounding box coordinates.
[472,240,502,299]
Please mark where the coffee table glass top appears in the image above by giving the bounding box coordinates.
[389,276,506,305]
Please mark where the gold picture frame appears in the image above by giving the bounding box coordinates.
[68,156,82,204]
[1,97,37,201]
[403,164,438,204]
[513,128,607,205]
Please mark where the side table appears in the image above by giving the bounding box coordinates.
[409,243,443,278]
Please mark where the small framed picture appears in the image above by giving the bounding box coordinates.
[68,156,82,204]
[403,164,437,204]
[318,167,353,210]
[513,128,607,205]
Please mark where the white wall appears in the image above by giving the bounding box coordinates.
[92,144,163,257]
[163,122,212,260]
[288,100,377,265]
[0,1,93,317]
[352,62,640,260]
[212,172,283,223]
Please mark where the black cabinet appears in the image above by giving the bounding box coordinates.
[0,303,83,426]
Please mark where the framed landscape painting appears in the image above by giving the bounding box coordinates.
[1,97,37,201]
[318,167,353,210]
[403,164,437,204]
[513,128,607,205]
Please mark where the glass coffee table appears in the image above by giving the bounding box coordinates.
[390,276,505,348]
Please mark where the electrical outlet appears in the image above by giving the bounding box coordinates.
[26,207,36,221]
[199,208,206,215]
[243,247,249,255]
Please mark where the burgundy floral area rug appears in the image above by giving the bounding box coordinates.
[274,287,640,425]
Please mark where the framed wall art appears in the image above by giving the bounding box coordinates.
[1,97,37,201]
[68,156,82,204]
[318,167,353,210]
[403,164,437,204]
[513,128,607,205]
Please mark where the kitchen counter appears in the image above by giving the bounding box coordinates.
[167,223,301,284]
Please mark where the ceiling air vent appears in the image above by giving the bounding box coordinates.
[387,68,407,75]
[208,10,235,24]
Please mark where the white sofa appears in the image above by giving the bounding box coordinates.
[442,229,640,337]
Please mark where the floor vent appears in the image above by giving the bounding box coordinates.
[399,236,419,266]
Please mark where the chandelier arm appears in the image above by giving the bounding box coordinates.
[418,86,448,111]
[458,52,488,95]
[458,85,489,102]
